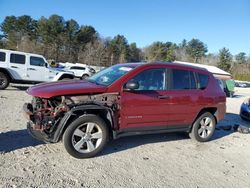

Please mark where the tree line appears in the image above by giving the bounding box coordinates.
[1,14,249,81]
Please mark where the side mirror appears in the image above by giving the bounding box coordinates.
[124,80,139,91]
[44,63,48,68]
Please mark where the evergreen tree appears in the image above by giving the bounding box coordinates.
[217,47,232,72]
[235,52,246,64]
[186,39,207,63]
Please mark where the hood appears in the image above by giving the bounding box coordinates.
[27,80,108,98]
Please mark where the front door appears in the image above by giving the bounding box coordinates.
[120,68,170,129]
[27,56,48,82]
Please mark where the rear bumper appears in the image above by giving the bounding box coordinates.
[215,103,226,122]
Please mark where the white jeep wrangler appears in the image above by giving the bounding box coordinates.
[0,49,75,89]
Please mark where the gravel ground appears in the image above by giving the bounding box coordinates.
[0,84,250,188]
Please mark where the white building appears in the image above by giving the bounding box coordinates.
[174,61,232,80]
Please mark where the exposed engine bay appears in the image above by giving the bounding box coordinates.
[23,93,120,141]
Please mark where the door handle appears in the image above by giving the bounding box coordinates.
[158,95,170,99]
[27,68,36,71]
[11,66,18,68]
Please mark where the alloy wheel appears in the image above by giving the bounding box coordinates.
[71,122,103,153]
[198,117,213,138]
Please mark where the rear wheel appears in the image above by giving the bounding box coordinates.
[63,115,109,158]
[0,72,9,90]
[81,74,89,80]
[189,112,216,142]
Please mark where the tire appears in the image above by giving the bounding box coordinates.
[0,72,10,90]
[63,115,109,158]
[189,112,216,142]
[81,74,89,80]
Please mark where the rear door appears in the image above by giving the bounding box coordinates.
[164,69,200,126]
[8,53,27,80]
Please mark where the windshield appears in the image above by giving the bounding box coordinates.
[88,64,135,86]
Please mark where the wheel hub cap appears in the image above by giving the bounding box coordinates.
[72,122,103,153]
[198,117,213,138]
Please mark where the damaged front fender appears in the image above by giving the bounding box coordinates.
[51,104,116,143]
[24,92,120,143]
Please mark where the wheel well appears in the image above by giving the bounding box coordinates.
[0,68,12,81]
[82,73,89,77]
[195,107,218,124]
[81,74,90,80]
[60,108,114,140]
[59,74,74,80]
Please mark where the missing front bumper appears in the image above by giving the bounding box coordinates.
[27,121,55,143]
[23,103,33,120]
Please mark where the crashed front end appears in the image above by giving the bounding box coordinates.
[23,93,119,143]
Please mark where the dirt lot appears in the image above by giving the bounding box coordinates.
[0,85,250,188]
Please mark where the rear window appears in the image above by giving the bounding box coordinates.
[171,69,197,90]
[198,73,209,89]
[10,53,25,64]
[0,52,6,62]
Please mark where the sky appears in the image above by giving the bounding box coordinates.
[0,0,249,55]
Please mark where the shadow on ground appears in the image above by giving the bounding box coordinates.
[101,132,189,156]
[232,95,245,98]
[102,128,235,157]
[0,129,44,153]
[0,113,245,155]
[102,113,245,156]
[218,113,250,127]
[7,85,31,91]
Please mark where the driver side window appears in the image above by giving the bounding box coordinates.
[30,56,46,67]
[130,68,166,91]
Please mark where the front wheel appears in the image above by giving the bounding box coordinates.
[63,115,109,158]
[189,112,216,142]
[0,72,9,90]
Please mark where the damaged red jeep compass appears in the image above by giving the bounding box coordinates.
[23,62,226,158]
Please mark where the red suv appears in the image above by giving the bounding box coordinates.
[23,62,226,158]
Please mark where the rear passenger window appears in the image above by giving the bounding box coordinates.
[10,54,25,64]
[0,52,6,62]
[198,73,209,89]
[171,69,196,90]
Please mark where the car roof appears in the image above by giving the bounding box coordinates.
[0,48,44,58]
[120,62,208,72]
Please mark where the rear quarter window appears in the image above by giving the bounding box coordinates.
[0,52,6,62]
[10,53,25,64]
[198,73,209,90]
